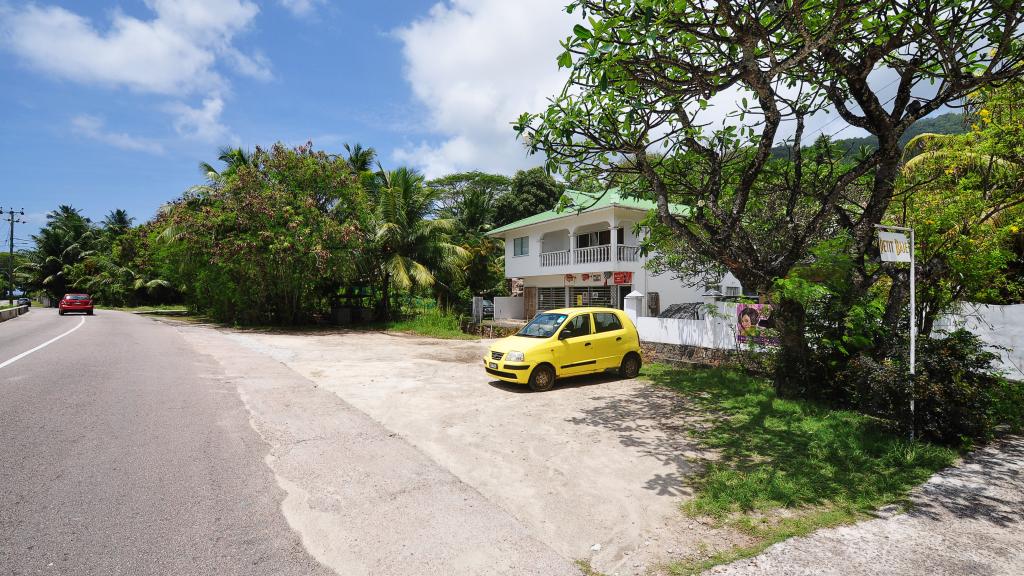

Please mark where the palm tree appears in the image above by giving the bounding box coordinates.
[102,209,134,237]
[343,142,377,173]
[198,146,253,182]
[23,206,97,299]
[369,167,468,319]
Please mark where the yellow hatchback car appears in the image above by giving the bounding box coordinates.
[484,307,642,392]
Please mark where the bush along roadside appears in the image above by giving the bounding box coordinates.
[838,329,1024,447]
[640,363,958,575]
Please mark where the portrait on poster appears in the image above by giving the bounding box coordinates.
[736,304,779,345]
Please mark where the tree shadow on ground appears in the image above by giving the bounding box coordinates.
[565,364,960,516]
[907,436,1024,527]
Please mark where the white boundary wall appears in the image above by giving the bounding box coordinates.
[494,297,524,320]
[634,315,738,349]
[626,297,739,350]
[935,303,1024,380]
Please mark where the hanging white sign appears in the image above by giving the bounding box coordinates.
[879,231,912,263]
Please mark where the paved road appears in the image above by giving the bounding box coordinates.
[0,309,334,575]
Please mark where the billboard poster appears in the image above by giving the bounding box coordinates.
[736,304,779,346]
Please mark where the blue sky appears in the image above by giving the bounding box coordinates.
[1,0,577,244]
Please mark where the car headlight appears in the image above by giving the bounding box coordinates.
[505,351,525,362]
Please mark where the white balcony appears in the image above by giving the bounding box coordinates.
[618,245,640,262]
[574,245,610,264]
[540,250,571,267]
[539,245,642,267]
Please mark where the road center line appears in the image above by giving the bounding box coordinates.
[0,317,87,370]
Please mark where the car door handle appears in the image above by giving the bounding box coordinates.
[584,342,592,346]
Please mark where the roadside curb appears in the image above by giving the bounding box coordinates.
[0,305,29,323]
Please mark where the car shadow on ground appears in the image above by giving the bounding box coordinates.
[486,371,624,394]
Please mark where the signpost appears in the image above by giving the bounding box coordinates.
[876,225,916,439]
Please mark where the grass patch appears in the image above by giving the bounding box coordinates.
[97,304,190,313]
[639,363,957,574]
[361,307,476,340]
[573,559,608,576]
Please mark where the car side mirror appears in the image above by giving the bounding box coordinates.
[558,329,571,340]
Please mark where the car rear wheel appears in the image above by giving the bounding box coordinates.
[528,364,556,392]
[58,310,64,316]
[619,353,641,379]
[87,310,94,316]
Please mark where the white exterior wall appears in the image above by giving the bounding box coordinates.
[935,303,1024,380]
[634,315,739,349]
[496,204,743,317]
[493,296,524,320]
[502,207,649,278]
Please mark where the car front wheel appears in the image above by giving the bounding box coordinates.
[528,364,556,392]
[619,353,641,379]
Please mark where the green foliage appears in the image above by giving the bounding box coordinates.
[838,330,1021,445]
[520,0,1024,396]
[366,305,476,340]
[23,206,98,299]
[363,167,469,319]
[642,363,955,573]
[491,167,565,227]
[896,82,1024,320]
[162,142,365,325]
[428,171,511,299]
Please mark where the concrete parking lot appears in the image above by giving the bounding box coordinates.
[179,326,740,575]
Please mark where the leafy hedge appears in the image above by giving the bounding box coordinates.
[838,329,1022,445]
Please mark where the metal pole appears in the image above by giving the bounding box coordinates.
[6,209,13,306]
[909,227,916,441]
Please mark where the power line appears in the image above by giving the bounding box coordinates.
[3,207,26,303]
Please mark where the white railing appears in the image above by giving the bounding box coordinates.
[574,245,610,264]
[540,250,571,267]
[617,245,640,262]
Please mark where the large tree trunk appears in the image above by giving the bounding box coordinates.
[772,297,813,398]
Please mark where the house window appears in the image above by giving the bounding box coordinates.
[513,236,529,256]
[725,286,740,297]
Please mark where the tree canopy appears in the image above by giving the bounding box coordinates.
[519,0,1024,394]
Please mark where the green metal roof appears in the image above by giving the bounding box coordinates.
[486,189,689,236]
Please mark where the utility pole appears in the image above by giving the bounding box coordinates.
[4,207,25,306]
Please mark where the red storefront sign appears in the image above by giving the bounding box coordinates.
[613,271,633,285]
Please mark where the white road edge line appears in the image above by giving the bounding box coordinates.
[0,317,87,370]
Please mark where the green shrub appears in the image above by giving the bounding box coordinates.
[838,329,1019,445]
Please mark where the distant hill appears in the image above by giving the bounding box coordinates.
[771,112,968,161]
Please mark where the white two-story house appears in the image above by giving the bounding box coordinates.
[486,190,743,319]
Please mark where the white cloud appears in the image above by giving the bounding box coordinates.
[0,0,266,95]
[278,0,324,18]
[71,114,165,154]
[167,96,233,143]
[393,0,578,178]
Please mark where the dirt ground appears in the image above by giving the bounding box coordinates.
[216,329,744,575]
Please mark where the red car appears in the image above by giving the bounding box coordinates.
[59,293,94,315]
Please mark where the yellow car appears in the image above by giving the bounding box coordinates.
[484,307,642,392]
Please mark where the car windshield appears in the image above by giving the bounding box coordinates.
[517,313,568,338]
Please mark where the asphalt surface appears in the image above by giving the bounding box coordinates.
[0,309,334,576]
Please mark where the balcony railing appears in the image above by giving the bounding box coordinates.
[617,245,640,262]
[575,245,610,264]
[538,245,642,267]
[539,250,571,267]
